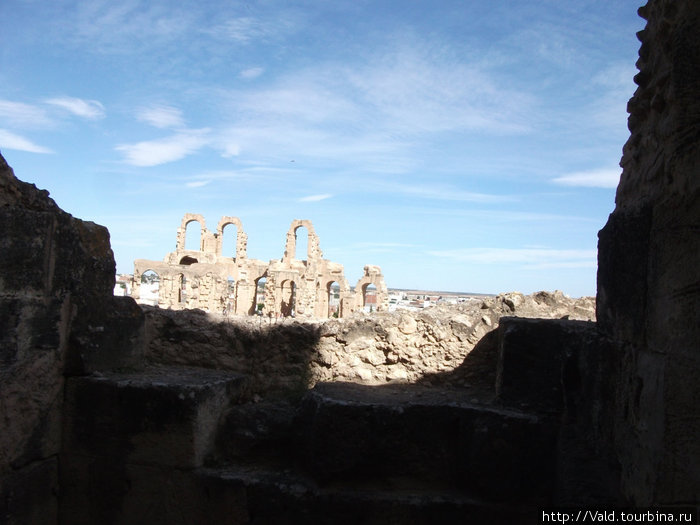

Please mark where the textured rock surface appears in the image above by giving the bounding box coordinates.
[0,152,143,524]
[597,0,700,506]
[142,291,594,393]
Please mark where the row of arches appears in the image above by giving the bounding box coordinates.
[180,218,315,261]
[137,269,377,318]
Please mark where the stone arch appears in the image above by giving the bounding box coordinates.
[250,274,268,315]
[353,265,389,313]
[224,275,236,315]
[137,269,160,306]
[216,216,247,259]
[327,280,342,318]
[279,279,299,317]
[176,213,206,251]
[283,219,322,262]
[179,255,198,265]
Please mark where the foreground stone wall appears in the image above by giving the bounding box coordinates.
[597,0,700,506]
[133,215,388,319]
[0,152,143,523]
[143,291,594,393]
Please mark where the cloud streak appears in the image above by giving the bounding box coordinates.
[0,129,53,154]
[45,96,105,119]
[115,129,210,166]
[552,168,621,188]
[137,105,185,128]
[298,194,332,202]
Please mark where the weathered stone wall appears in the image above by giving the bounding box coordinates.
[597,0,700,506]
[142,291,594,394]
[0,152,144,523]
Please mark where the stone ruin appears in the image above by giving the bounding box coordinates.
[1,1,699,522]
[131,213,388,318]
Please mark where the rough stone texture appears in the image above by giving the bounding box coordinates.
[60,367,249,525]
[494,318,621,505]
[296,382,556,503]
[0,152,145,525]
[132,214,388,318]
[597,0,700,506]
[142,291,594,393]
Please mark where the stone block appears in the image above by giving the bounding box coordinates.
[296,382,555,502]
[63,367,248,469]
[496,317,602,415]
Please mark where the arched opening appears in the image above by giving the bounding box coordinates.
[140,270,160,306]
[294,226,308,261]
[179,255,198,265]
[178,274,187,305]
[253,276,266,315]
[328,281,340,318]
[221,224,238,260]
[363,283,377,313]
[280,280,296,317]
[184,220,201,251]
[225,276,236,315]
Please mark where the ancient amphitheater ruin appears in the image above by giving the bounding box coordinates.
[132,214,388,318]
[1,1,698,523]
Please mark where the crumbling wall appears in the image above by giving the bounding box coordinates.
[142,291,595,393]
[597,0,700,506]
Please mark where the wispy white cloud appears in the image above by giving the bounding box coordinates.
[429,247,596,269]
[378,181,514,204]
[0,129,53,154]
[0,99,53,129]
[298,193,332,202]
[552,168,620,189]
[115,129,210,166]
[137,105,185,128]
[185,180,211,188]
[240,67,264,79]
[213,17,271,43]
[45,96,105,119]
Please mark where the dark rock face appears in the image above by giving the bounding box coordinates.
[0,154,144,524]
[597,0,700,506]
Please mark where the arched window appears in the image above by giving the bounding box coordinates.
[363,283,377,313]
[294,225,308,261]
[221,224,238,259]
[139,270,160,306]
[184,221,201,251]
[328,281,340,318]
[280,280,296,317]
[179,255,198,265]
[253,277,266,315]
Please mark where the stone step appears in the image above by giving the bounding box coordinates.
[60,365,249,525]
[196,464,540,525]
[293,382,556,503]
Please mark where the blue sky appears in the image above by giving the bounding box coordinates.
[0,0,644,296]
